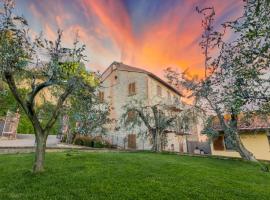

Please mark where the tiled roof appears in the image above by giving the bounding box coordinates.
[102,61,183,96]
[211,114,270,132]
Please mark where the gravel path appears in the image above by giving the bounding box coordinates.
[0,134,60,147]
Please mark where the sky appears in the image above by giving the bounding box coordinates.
[16,0,244,78]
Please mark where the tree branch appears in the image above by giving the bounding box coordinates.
[27,79,54,106]
[4,72,44,133]
[130,108,153,131]
[44,84,73,133]
[205,96,228,131]
[4,72,27,111]
[151,105,159,129]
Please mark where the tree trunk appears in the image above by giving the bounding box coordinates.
[228,113,268,172]
[156,133,162,152]
[152,131,158,152]
[33,131,47,173]
[233,130,269,172]
[233,131,255,161]
[151,129,161,152]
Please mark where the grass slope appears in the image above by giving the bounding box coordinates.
[0,152,270,200]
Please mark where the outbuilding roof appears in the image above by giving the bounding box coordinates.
[211,114,270,132]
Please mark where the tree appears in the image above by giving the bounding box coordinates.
[165,0,270,171]
[0,0,99,172]
[121,98,196,152]
[68,90,112,138]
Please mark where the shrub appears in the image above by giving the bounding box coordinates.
[93,141,104,148]
[73,135,84,146]
[17,114,34,134]
[61,134,67,143]
[92,137,113,148]
[83,136,93,147]
[73,135,113,148]
[73,135,93,147]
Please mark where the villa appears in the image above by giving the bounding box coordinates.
[100,61,203,152]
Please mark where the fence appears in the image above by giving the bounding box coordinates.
[187,141,211,154]
[102,133,152,150]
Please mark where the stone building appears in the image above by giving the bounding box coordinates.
[100,61,200,152]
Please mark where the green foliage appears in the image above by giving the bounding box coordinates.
[0,152,270,199]
[165,0,270,164]
[73,135,112,148]
[68,90,111,136]
[0,86,33,133]
[73,135,91,146]
[0,0,100,139]
[17,114,34,134]
[0,0,102,171]
[201,116,219,138]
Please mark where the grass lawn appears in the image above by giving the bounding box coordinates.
[0,152,270,200]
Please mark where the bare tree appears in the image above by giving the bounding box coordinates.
[0,0,99,172]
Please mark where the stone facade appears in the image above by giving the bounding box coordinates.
[100,62,197,152]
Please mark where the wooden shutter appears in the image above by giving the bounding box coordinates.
[128,134,136,149]
[213,135,225,150]
[128,82,136,95]
[132,83,136,94]
[99,91,104,102]
[128,84,131,95]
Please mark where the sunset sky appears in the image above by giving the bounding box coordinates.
[16,0,243,78]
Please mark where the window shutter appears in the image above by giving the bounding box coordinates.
[98,91,104,102]
[132,83,136,94]
[128,84,131,95]
[213,136,225,150]
[128,82,136,95]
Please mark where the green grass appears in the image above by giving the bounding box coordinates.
[0,152,270,200]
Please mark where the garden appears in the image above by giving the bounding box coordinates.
[0,152,269,200]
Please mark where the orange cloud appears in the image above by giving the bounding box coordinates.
[27,0,243,78]
[82,0,243,78]
[82,0,135,61]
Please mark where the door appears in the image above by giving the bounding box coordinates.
[128,134,136,149]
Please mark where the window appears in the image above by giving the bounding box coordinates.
[267,135,270,146]
[98,91,104,102]
[128,82,136,96]
[213,135,225,151]
[157,85,162,96]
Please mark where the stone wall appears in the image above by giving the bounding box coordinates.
[101,66,194,152]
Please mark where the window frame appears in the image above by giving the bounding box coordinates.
[128,82,136,96]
